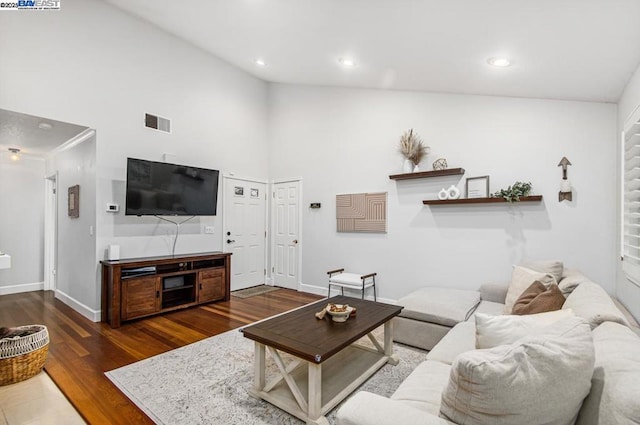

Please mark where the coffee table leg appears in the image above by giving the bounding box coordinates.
[254,342,265,391]
[384,320,399,366]
[307,362,329,425]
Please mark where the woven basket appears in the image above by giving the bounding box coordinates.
[0,325,49,386]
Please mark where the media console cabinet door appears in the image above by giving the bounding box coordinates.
[198,269,225,303]
[122,276,160,320]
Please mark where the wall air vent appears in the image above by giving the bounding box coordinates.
[144,113,171,133]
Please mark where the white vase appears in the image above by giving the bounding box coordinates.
[447,185,461,200]
[438,188,449,200]
[413,164,420,172]
[402,159,413,173]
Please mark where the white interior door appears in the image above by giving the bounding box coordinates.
[272,180,301,290]
[44,174,57,291]
[223,177,267,291]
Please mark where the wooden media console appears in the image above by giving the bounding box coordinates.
[101,251,231,328]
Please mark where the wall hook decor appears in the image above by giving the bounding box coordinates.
[558,157,572,202]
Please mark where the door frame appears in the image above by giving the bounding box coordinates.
[44,172,58,291]
[270,177,303,290]
[221,174,269,286]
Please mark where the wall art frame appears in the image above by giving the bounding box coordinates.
[336,192,387,233]
[68,185,80,218]
[466,176,490,199]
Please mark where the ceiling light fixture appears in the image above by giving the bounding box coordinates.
[254,59,266,67]
[8,148,20,161]
[487,57,512,67]
[338,57,356,68]
[38,122,53,130]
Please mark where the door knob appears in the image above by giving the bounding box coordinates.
[292,239,298,244]
[227,239,235,244]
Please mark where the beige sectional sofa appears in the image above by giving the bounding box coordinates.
[336,269,640,425]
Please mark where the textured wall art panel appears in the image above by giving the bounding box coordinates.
[336,192,387,233]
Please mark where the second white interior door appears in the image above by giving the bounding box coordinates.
[272,180,301,290]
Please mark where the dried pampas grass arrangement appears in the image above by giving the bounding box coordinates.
[398,129,429,166]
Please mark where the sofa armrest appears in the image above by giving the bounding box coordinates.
[336,392,454,425]
[479,282,509,303]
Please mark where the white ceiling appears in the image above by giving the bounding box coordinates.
[105,0,640,103]
[0,109,88,157]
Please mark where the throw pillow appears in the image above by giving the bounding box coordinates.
[504,266,556,314]
[442,316,595,425]
[512,281,565,315]
[519,259,564,282]
[475,309,574,349]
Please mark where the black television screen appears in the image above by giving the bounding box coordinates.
[125,158,219,216]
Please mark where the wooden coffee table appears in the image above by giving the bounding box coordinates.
[241,296,403,425]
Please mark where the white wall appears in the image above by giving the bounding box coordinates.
[268,84,617,301]
[45,134,97,318]
[0,0,623,316]
[0,0,269,314]
[616,63,640,319]
[0,156,45,294]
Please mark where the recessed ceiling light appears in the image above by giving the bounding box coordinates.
[8,148,20,161]
[254,59,266,67]
[338,57,356,68]
[487,57,512,67]
[38,122,53,130]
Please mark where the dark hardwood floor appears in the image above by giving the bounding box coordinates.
[0,288,322,424]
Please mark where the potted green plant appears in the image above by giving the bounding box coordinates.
[492,181,533,202]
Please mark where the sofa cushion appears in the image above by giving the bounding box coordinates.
[504,266,556,314]
[512,281,565,315]
[576,321,640,425]
[390,360,452,415]
[557,268,589,296]
[478,282,509,303]
[426,321,475,365]
[520,259,564,282]
[398,288,480,327]
[562,281,630,329]
[337,391,456,425]
[470,300,504,317]
[475,309,574,349]
[440,316,595,425]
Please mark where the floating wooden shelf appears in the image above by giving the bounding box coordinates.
[389,168,465,180]
[422,195,543,205]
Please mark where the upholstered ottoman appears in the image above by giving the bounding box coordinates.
[394,287,481,350]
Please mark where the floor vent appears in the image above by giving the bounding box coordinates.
[144,113,171,133]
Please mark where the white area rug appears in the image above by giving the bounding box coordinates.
[106,327,426,424]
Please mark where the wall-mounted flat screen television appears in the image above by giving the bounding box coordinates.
[125,158,219,216]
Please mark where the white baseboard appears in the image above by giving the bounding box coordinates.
[0,281,44,296]
[299,282,396,305]
[55,289,101,322]
[265,276,274,286]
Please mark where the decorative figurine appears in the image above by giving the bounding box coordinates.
[433,158,448,170]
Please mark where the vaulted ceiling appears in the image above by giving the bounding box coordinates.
[105,0,640,103]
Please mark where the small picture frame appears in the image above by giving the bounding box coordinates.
[250,188,259,198]
[68,185,80,218]
[234,186,244,196]
[466,176,490,199]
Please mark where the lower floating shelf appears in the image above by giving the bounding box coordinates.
[422,195,543,205]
